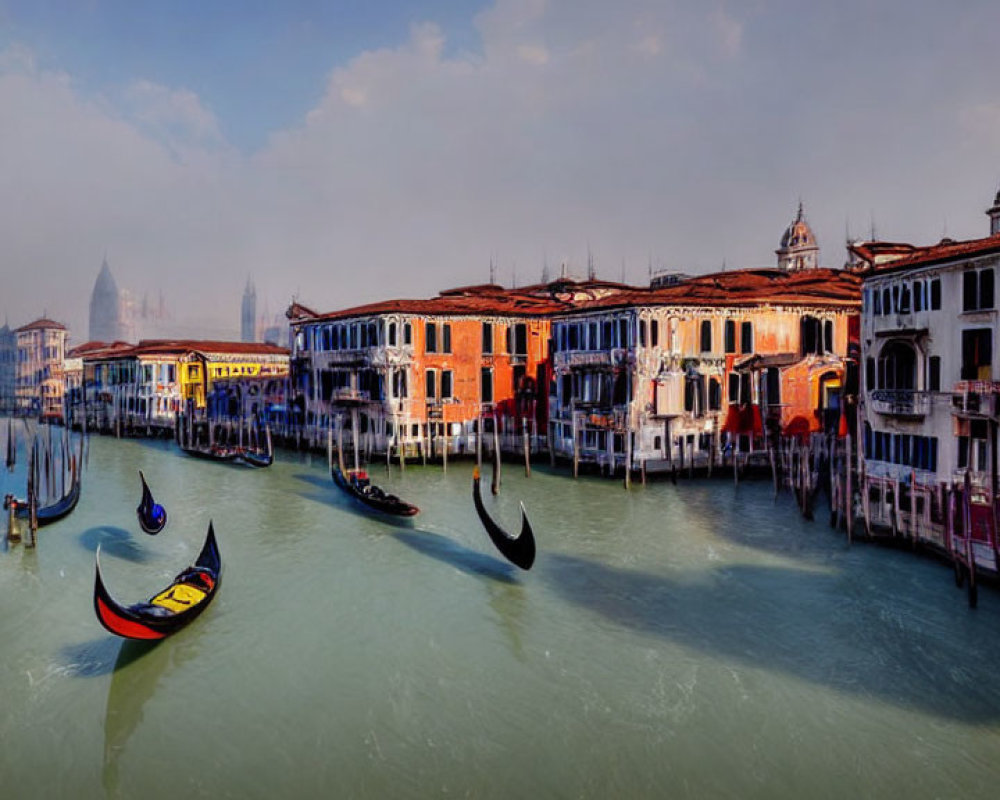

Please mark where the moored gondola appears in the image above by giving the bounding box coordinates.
[331,463,419,517]
[472,466,536,570]
[136,471,167,534]
[4,454,81,526]
[94,522,221,641]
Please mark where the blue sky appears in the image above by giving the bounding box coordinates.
[2,1,1000,340]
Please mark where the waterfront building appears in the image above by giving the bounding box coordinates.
[89,259,124,343]
[242,278,257,343]
[548,268,861,473]
[851,188,1000,576]
[0,321,15,415]
[69,339,289,434]
[287,283,561,458]
[14,317,68,420]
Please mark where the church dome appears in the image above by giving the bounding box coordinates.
[779,203,817,249]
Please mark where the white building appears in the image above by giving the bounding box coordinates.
[853,190,1000,580]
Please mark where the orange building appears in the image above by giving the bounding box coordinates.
[288,284,561,458]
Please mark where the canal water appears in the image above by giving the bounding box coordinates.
[2,427,1000,799]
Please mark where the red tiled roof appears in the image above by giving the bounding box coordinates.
[560,268,861,312]
[72,339,289,361]
[15,317,66,332]
[851,234,1000,276]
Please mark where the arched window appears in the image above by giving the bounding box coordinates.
[877,341,917,390]
[700,320,712,353]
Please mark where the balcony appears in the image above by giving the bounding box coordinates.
[868,389,931,418]
[952,381,1000,418]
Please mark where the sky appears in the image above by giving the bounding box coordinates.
[2,0,1000,342]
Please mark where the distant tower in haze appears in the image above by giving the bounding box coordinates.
[241,277,257,342]
[776,202,820,271]
[89,258,123,342]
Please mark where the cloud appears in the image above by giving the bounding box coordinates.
[2,0,1000,343]
[120,79,224,148]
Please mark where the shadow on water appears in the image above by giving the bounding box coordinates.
[58,637,124,677]
[545,552,1000,723]
[392,528,518,584]
[79,526,152,563]
[103,637,197,799]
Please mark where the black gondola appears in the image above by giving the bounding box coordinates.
[136,471,167,534]
[472,466,536,570]
[4,454,81,526]
[94,522,221,641]
[331,463,419,517]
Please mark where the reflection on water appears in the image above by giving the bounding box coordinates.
[103,639,198,798]
[2,434,1000,798]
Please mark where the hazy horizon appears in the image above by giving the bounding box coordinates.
[3,0,1000,342]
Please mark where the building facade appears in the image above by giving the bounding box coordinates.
[853,199,1000,576]
[15,318,68,419]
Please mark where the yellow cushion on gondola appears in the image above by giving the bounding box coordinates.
[151,583,207,612]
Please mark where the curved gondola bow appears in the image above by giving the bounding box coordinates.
[94,522,221,641]
[472,466,535,570]
[136,471,167,535]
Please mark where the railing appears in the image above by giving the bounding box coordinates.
[868,389,930,417]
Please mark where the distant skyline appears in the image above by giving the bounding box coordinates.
[3,0,1000,341]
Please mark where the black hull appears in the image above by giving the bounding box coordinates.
[94,523,221,640]
[9,477,81,527]
[473,473,536,570]
[136,471,167,534]
[331,464,419,517]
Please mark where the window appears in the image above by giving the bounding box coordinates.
[441,370,453,399]
[481,368,493,403]
[404,323,412,345]
[728,373,740,403]
[930,278,941,310]
[388,322,397,346]
[708,377,722,410]
[963,268,995,312]
[425,322,437,353]
[442,323,452,353]
[764,368,781,407]
[700,320,712,353]
[961,329,992,380]
[392,369,408,398]
[650,320,659,348]
[878,341,916,390]
[865,357,875,391]
[740,321,753,353]
[801,316,820,355]
[425,369,437,400]
[482,322,493,354]
[724,320,736,353]
[639,320,647,347]
[928,356,941,392]
[513,323,528,356]
[914,281,924,312]
[899,284,911,313]
[824,321,834,352]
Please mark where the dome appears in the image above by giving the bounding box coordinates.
[779,203,817,249]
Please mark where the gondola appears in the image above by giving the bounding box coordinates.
[331,463,419,517]
[179,442,239,463]
[94,522,221,640]
[472,466,536,570]
[4,455,81,526]
[236,448,273,468]
[136,471,167,534]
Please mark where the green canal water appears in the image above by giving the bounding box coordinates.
[2,429,1000,799]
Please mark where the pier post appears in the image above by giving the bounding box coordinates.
[523,418,530,477]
